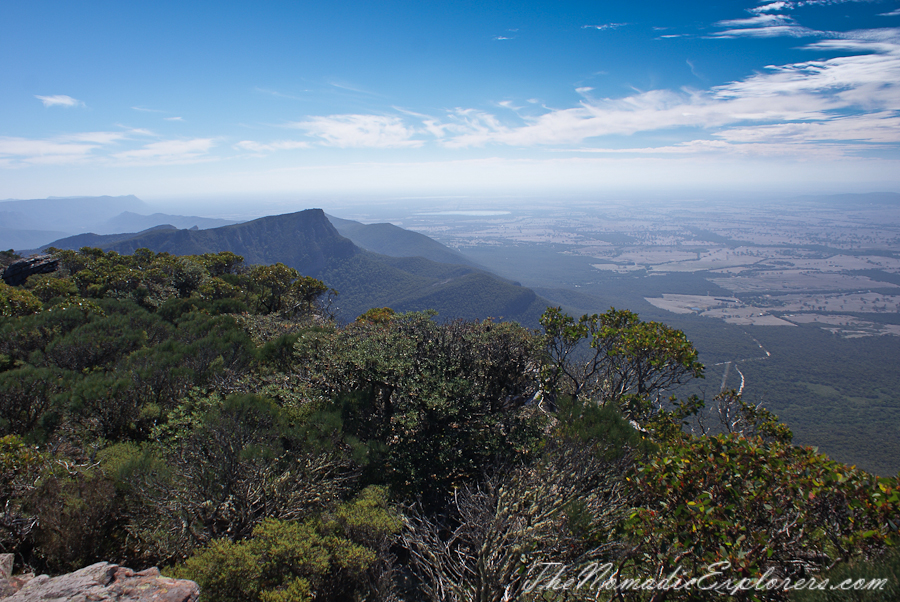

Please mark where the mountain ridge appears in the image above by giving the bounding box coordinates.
[39,208,550,325]
[326,214,482,268]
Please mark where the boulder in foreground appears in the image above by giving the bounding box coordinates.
[0,556,198,602]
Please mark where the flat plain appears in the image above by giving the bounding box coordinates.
[340,193,900,475]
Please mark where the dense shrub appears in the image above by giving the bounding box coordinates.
[173,486,400,602]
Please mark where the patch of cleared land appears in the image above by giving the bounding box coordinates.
[645,294,795,326]
[783,314,900,337]
[397,197,900,337]
[591,263,645,272]
[768,292,900,313]
[709,272,898,294]
[645,293,900,336]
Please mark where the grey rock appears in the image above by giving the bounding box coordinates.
[0,561,198,602]
[0,555,11,580]
[1,255,59,286]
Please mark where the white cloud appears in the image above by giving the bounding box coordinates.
[287,114,423,148]
[0,130,217,169]
[0,137,99,165]
[716,13,793,28]
[253,87,307,100]
[234,140,311,152]
[0,131,132,166]
[713,24,824,37]
[717,113,900,143]
[406,29,900,155]
[582,23,627,31]
[164,117,184,121]
[713,0,880,38]
[112,139,215,164]
[35,95,83,108]
[882,9,900,17]
[750,0,883,10]
[558,139,862,159]
[686,59,701,78]
[261,25,899,160]
[753,2,792,13]
[62,131,130,144]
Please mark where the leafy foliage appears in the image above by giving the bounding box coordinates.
[0,250,896,602]
[0,282,42,317]
[173,486,400,602]
[295,312,546,504]
[541,306,704,420]
[626,433,900,595]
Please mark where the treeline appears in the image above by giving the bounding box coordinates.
[0,248,898,601]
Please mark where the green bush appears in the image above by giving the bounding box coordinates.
[173,486,400,602]
[0,282,42,317]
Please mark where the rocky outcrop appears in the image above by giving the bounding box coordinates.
[0,556,198,602]
[1,255,59,286]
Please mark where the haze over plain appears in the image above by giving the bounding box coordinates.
[2,0,899,207]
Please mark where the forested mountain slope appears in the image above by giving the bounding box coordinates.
[43,209,550,325]
[327,214,481,267]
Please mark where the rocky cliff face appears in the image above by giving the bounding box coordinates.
[0,556,199,602]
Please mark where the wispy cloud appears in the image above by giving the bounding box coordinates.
[253,87,308,101]
[582,23,627,31]
[358,28,899,157]
[753,2,792,13]
[712,0,852,38]
[279,28,899,157]
[133,106,184,121]
[713,24,824,37]
[712,12,825,38]
[0,131,129,166]
[287,114,423,148]
[112,139,215,165]
[713,1,876,38]
[0,137,101,165]
[327,81,385,97]
[0,129,215,168]
[686,59,702,79]
[234,140,311,152]
[717,13,792,28]
[881,8,900,17]
[62,132,131,144]
[717,113,900,144]
[35,95,84,108]
[751,0,885,9]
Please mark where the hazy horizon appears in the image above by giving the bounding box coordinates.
[2,1,899,201]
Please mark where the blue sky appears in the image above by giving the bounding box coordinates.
[2,0,899,203]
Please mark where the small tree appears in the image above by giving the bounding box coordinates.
[541,307,703,420]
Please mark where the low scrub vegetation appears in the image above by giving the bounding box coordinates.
[0,247,897,601]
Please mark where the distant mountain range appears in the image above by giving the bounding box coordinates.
[39,208,550,325]
[326,214,482,268]
[0,195,238,250]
